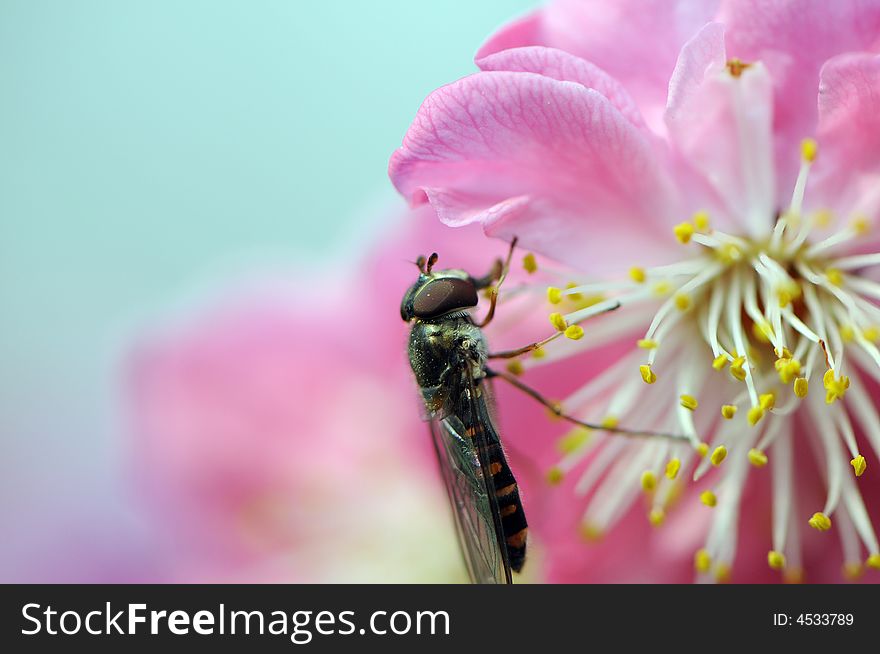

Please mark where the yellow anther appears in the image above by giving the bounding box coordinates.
[522,253,537,274]
[852,216,871,235]
[867,554,880,570]
[710,446,727,467]
[843,562,864,581]
[692,210,710,231]
[629,266,646,283]
[505,360,524,376]
[717,243,742,264]
[556,427,591,455]
[748,449,768,467]
[547,286,563,304]
[565,282,583,301]
[776,281,800,309]
[752,321,772,343]
[652,280,671,296]
[721,404,737,419]
[823,369,834,387]
[794,377,809,398]
[759,392,776,411]
[694,549,711,573]
[863,326,880,342]
[601,415,619,429]
[641,471,657,492]
[579,522,603,542]
[531,346,546,359]
[637,338,658,350]
[665,458,681,480]
[696,442,709,458]
[700,490,717,507]
[812,208,833,227]
[729,357,747,381]
[726,58,751,77]
[800,137,818,163]
[777,288,793,308]
[674,293,691,311]
[639,364,657,384]
[826,268,843,286]
[673,221,695,244]
[714,563,732,583]
[549,312,567,331]
[823,371,850,404]
[679,394,698,411]
[747,406,765,426]
[777,357,801,384]
[564,324,585,340]
[649,508,665,526]
[768,551,786,570]
[712,354,729,370]
[808,512,832,531]
[546,467,564,485]
[783,567,805,584]
[851,455,866,477]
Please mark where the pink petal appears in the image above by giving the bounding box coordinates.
[818,54,880,178]
[477,0,720,130]
[809,53,880,231]
[666,23,727,118]
[666,23,776,236]
[475,46,646,131]
[721,0,880,193]
[389,71,682,271]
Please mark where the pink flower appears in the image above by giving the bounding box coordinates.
[390,0,880,582]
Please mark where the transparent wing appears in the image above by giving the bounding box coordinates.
[429,408,511,584]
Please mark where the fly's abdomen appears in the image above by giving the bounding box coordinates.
[487,443,528,573]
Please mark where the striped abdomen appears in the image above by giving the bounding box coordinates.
[487,443,528,572]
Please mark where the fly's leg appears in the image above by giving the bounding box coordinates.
[484,367,690,442]
[475,237,518,329]
[471,236,517,290]
[488,301,621,359]
[487,338,553,360]
[476,287,500,329]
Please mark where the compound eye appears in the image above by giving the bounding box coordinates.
[412,277,478,319]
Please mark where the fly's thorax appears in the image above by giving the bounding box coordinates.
[408,316,488,406]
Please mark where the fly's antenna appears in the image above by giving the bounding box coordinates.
[426,252,439,273]
[415,255,427,274]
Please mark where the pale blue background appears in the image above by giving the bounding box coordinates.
[0,0,534,579]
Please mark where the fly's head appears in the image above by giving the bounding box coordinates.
[400,253,479,323]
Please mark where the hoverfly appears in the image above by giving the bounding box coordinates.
[401,240,688,583]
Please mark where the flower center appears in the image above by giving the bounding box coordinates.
[545,139,875,437]
[514,138,880,581]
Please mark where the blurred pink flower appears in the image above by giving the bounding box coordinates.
[390,0,880,582]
